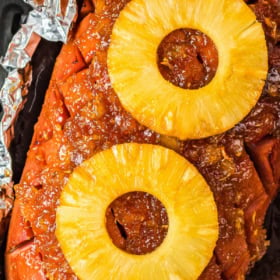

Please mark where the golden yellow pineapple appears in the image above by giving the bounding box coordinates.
[108,0,268,139]
[56,143,218,280]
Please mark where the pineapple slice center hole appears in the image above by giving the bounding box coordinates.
[157,28,218,90]
[105,191,169,255]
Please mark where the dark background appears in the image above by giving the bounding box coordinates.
[0,0,62,182]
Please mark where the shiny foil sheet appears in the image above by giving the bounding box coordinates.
[0,0,77,230]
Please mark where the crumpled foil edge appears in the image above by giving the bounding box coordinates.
[0,0,77,211]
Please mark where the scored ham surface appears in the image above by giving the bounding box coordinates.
[5,0,280,279]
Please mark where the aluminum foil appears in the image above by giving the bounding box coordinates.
[0,0,77,211]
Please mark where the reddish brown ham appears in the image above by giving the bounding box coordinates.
[5,0,280,279]
[247,138,280,198]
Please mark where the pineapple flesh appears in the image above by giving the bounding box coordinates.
[108,0,268,140]
[56,143,218,280]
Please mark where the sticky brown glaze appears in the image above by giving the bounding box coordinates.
[105,191,168,255]
[157,28,218,89]
[183,135,270,279]
[247,138,280,197]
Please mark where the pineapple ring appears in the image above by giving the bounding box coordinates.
[56,143,218,280]
[108,0,268,139]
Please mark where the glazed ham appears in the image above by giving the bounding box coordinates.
[5,0,280,279]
